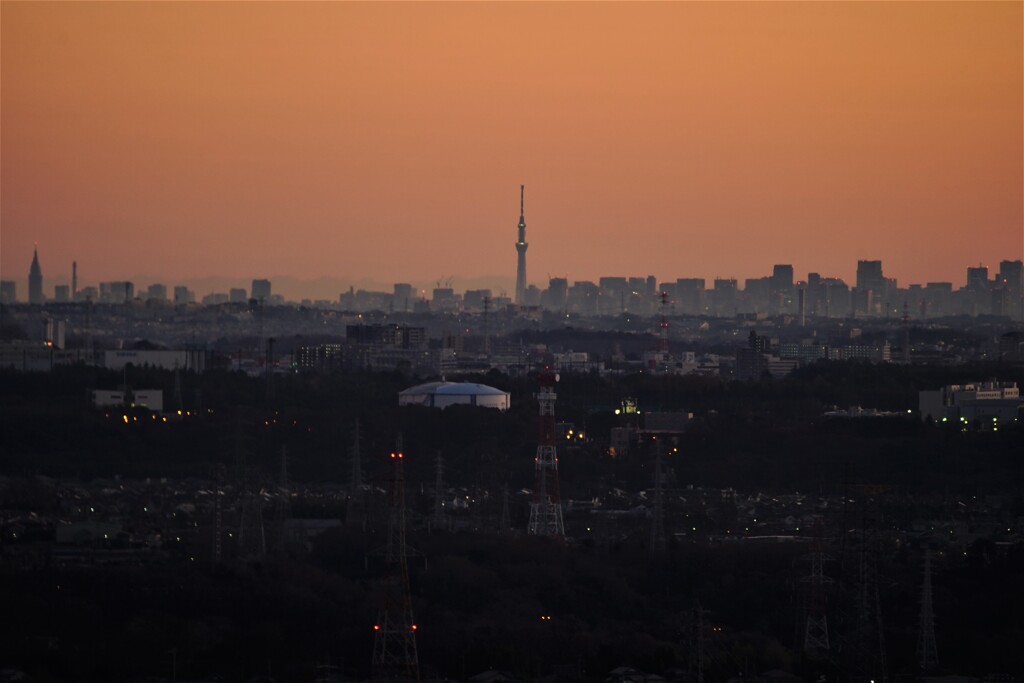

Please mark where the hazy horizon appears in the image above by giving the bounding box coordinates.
[3,2,1021,293]
[7,255,1021,304]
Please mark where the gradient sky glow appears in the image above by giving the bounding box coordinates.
[2,1,1021,299]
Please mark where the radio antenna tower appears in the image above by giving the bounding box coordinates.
[372,437,420,683]
[514,185,528,305]
[916,549,939,671]
[649,439,666,558]
[528,369,564,537]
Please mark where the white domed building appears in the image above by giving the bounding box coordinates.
[398,381,510,411]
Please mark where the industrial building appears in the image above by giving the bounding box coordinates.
[919,381,1022,425]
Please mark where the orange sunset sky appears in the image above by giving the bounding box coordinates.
[2,1,1022,300]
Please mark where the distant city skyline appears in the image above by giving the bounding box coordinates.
[2,2,1020,292]
[4,243,1022,305]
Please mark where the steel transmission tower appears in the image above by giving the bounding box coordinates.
[265,337,275,402]
[660,292,670,353]
[272,445,290,552]
[212,487,223,568]
[483,296,491,358]
[173,365,184,414]
[232,409,266,561]
[800,526,834,655]
[431,452,447,532]
[658,291,671,373]
[694,603,707,683]
[372,443,420,683]
[649,439,666,558]
[528,370,564,537]
[499,484,511,534]
[350,419,365,498]
[901,302,912,363]
[916,549,939,671]
[840,491,890,683]
[348,419,367,530]
[237,489,266,560]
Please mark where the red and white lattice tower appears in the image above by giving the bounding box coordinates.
[372,446,419,682]
[528,370,565,537]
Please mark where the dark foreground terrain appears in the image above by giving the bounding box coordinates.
[2,361,1023,682]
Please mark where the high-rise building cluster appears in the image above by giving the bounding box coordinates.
[335,259,1023,321]
[2,250,287,308]
[5,235,1022,321]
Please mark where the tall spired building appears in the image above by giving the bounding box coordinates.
[514,185,528,305]
[28,245,43,305]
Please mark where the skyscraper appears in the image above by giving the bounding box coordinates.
[393,283,413,312]
[997,260,1023,320]
[514,185,528,305]
[28,246,43,305]
[855,259,885,316]
[147,284,168,301]
[173,286,194,305]
[771,264,794,313]
[964,265,991,315]
[998,260,1023,292]
[251,278,272,302]
[856,260,885,292]
[965,265,989,289]
[0,281,16,304]
[543,277,568,312]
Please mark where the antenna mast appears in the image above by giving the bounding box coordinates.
[372,437,420,682]
[514,185,529,305]
[527,369,564,537]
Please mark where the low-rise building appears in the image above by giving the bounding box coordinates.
[919,381,1022,425]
